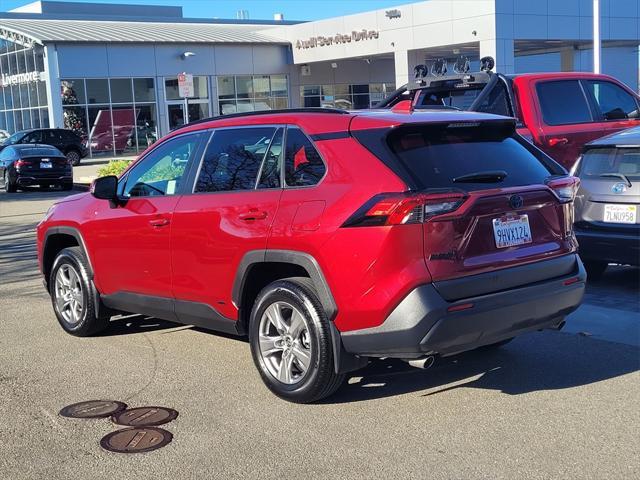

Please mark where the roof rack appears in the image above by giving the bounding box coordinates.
[179,107,349,130]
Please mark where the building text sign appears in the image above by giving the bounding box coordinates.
[295,29,379,49]
[178,73,194,98]
[0,71,45,88]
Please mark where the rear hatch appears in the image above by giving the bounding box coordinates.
[17,147,69,176]
[353,118,578,290]
[574,146,640,231]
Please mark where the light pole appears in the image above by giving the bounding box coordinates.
[593,0,601,74]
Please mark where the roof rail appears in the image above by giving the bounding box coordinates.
[179,107,349,130]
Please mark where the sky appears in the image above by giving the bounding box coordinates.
[0,0,411,21]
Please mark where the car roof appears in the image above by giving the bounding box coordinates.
[171,108,514,138]
[586,126,640,148]
[510,72,622,81]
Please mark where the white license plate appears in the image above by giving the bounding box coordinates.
[493,215,532,248]
[604,204,637,224]
[40,161,52,169]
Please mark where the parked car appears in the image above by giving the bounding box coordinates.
[379,65,640,169]
[0,144,73,192]
[0,129,10,142]
[37,108,585,403]
[0,128,88,166]
[572,126,640,279]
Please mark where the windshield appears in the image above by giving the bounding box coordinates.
[1,132,24,146]
[579,147,640,181]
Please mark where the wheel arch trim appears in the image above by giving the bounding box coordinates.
[43,226,94,279]
[232,249,337,321]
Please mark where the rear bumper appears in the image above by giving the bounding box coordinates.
[576,228,639,266]
[341,254,586,358]
[16,174,72,186]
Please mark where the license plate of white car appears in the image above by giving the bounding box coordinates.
[40,161,52,169]
[493,214,532,248]
[604,204,637,224]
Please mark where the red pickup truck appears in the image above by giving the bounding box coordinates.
[378,69,640,169]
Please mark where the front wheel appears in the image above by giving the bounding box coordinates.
[50,247,109,336]
[249,278,344,403]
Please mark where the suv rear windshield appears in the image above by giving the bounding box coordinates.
[382,122,561,190]
[578,147,640,181]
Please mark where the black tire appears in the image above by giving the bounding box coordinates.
[61,182,73,191]
[49,247,109,336]
[66,149,81,166]
[249,277,345,403]
[584,260,607,281]
[4,171,16,193]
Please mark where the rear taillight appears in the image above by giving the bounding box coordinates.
[15,159,31,168]
[546,176,579,203]
[342,190,467,227]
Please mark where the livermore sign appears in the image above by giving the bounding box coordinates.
[0,71,45,88]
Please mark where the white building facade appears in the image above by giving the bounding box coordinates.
[0,0,638,156]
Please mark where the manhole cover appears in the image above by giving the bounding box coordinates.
[111,406,178,427]
[59,400,127,419]
[100,427,172,454]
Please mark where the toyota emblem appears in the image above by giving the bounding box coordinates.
[509,194,524,209]
[611,183,627,194]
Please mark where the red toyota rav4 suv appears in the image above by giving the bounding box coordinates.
[37,108,586,403]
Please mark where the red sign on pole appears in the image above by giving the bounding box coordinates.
[177,73,194,98]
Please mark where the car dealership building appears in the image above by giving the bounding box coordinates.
[0,0,638,156]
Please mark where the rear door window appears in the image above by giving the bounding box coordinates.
[386,122,559,191]
[583,81,639,121]
[536,80,593,125]
[195,127,278,193]
[284,127,326,187]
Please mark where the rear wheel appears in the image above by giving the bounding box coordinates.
[3,171,16,193]
[66,150,81,166]
[249,278,345,403]
[584,260,607,281]
[50,247,109,336]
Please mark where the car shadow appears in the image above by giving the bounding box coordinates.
[323,331,640,404]
[97,315,183,336]
[0,187,81,204]
[585,265,640,312]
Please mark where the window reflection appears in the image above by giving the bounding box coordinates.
[217,75,288,115]
[61,77,158,156]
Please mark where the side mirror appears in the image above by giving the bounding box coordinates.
[91,175,118,201]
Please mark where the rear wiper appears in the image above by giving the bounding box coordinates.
[600,173,632,187]
[453,170,507,183]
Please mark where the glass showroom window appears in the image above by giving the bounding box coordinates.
[300,83,395,109]
[61,77,158,156]
[217,75,289,115]
[0,39,49,134]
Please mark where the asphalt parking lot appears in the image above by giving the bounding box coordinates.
[1,189,638,480]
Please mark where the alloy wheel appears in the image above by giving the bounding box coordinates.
[258,301,312,385]
[54,264,84,326]
[67,151,80,166]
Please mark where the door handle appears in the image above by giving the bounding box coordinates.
[149,218,170,227]
[238,209,268,221]
[548,137,569,147]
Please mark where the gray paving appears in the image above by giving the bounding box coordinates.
[1,189,639,480]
